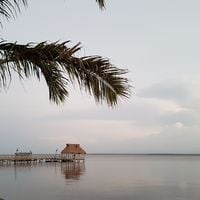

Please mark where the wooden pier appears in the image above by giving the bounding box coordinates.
[0,144,86,165]
[0,154,85,165]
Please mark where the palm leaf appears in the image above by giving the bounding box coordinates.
[0,0,27,23]
[96,0,106,9]
[0,41,130,106]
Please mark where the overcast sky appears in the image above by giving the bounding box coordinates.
[0,0,200,154]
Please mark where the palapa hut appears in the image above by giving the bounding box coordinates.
[61,144,86,162]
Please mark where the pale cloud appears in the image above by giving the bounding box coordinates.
[175,122,184,128]
[45,96,186,124]
[138,80,193,103]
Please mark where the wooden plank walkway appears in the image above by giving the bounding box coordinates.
[0,154,85,164]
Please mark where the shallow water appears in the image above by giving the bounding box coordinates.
[1,155,200,200]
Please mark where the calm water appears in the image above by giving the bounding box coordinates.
[1,155,200,200]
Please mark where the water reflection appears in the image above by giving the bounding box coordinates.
[0,161,85,182]
[61,162,85,180]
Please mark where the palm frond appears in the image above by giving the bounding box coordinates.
[0,0,27,22]
[96,0,106,9]
[0,41,130,106]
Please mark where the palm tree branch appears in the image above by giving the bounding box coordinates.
[0,41,130,106]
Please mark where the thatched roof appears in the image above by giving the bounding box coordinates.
[61,144,86,154]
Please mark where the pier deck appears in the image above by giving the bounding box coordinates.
[0,154,85,164]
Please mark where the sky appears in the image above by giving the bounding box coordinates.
[0,0,200,154]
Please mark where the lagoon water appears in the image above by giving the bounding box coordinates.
[1,155,200,200]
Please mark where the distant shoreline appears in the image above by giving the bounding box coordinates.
[88,153,200,156]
